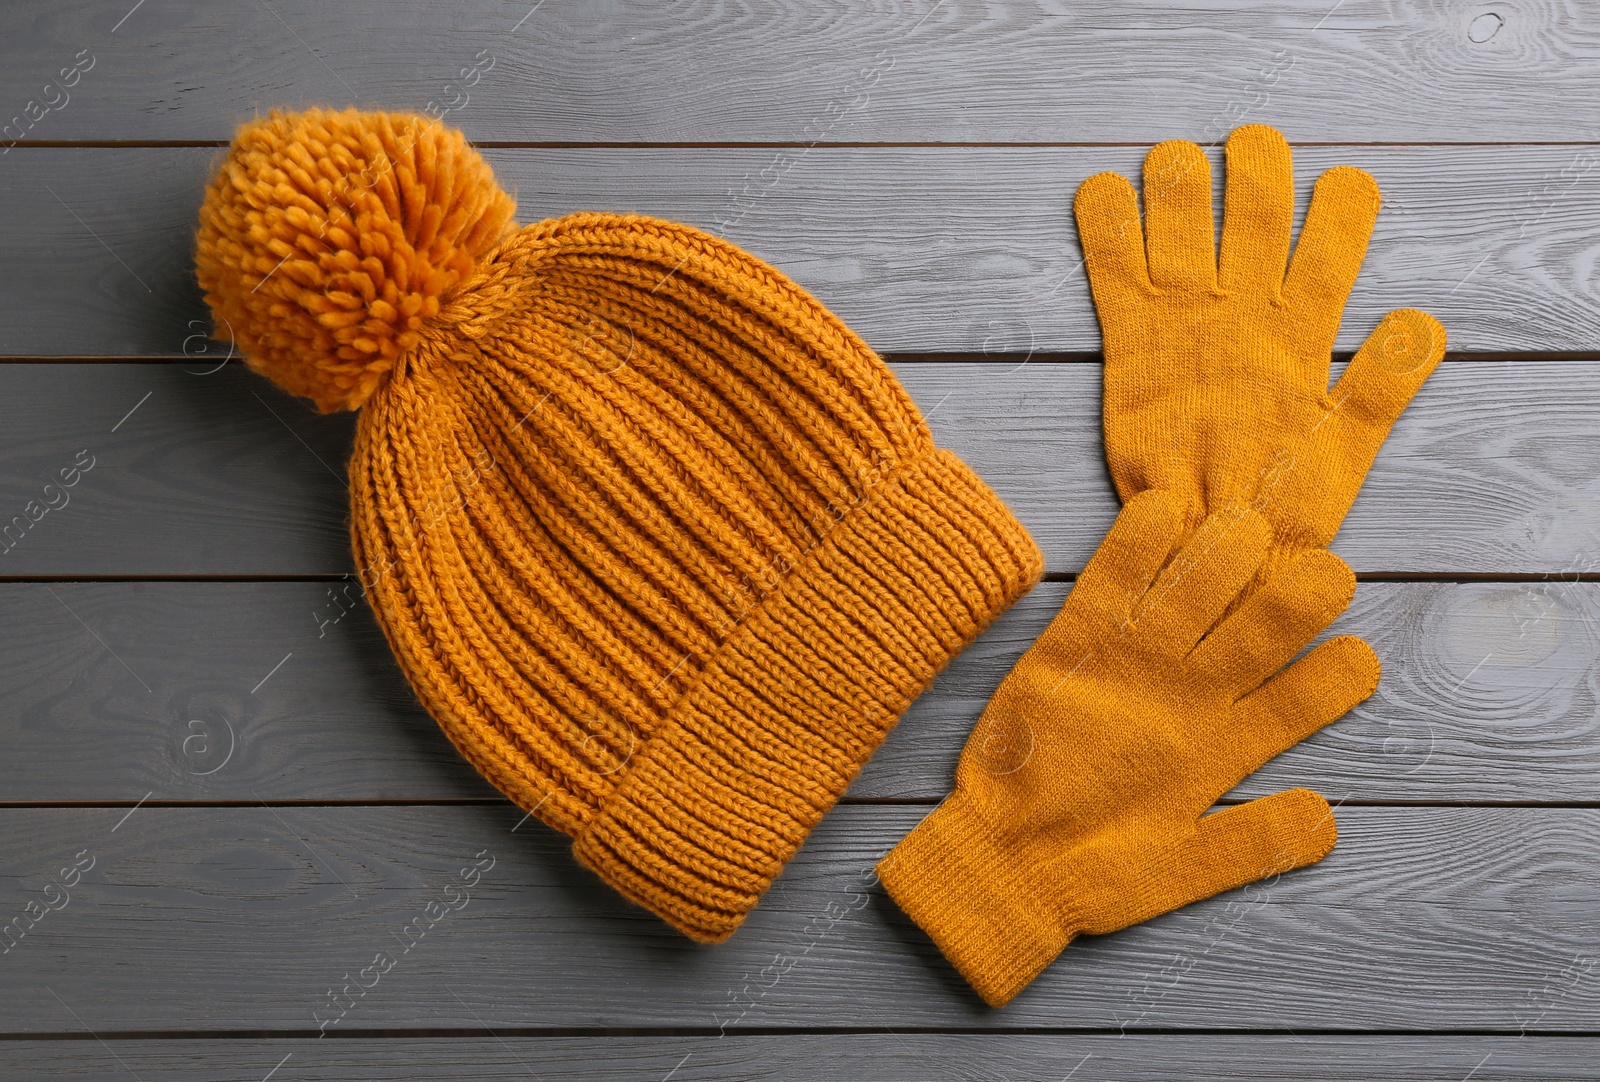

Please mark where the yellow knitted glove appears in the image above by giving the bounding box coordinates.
[876,490,1380,1008]
[1074,124,1446,582]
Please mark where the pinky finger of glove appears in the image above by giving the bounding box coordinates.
[1074,171,1154,307]
[1039,488,1188,651]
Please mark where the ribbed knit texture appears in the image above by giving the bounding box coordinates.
[195,108,1043,942]
[1074,124,1446,588]
[878,491,1381,1007]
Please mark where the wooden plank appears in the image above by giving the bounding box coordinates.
[1,580,1596,804]
[4,1,1600,144]
[877,579,1600,804]
[8,1035,1600,1080]
[0,581,489,803]
[0,363,352,576]
[1,804,1597,1032]
[3,144,1600,357]
[0,360,1596,577]
[916,357,1600,580]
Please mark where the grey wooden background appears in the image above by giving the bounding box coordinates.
[2,1,1598,1078]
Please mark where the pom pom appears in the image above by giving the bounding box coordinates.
[195,107,518,412]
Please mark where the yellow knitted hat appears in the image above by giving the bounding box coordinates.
[195,107,1043,942]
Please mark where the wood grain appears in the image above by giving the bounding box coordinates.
[3,0,1599,144]
[7,1035,1600,1080]
[0,360,1597,577]
[0,804,1596,1032]
[0,580,1596,804]
[879,579,1600,804]
[0,362,352,576]
[4,144,1600,356]
[3,1,1598,1065]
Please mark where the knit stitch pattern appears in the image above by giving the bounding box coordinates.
[195,108,1043,942]
[879,491,1380,1007]
[197,108,517,412]
[1073,124,1446,588]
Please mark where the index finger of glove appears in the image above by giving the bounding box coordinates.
[1282,164,1380,339]
[1219,634,1381,779]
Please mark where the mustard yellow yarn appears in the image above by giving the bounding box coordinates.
[197,108,517,412]
[195,108,1043,942]
[1074,124,1446,586]
[880,492,1380,1007]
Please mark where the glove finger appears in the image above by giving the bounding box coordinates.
[1282,164,1380,342]
[1189,549,1356,697]
[1219,125,1296,294]
[1181,788,1338,896]
[1077,789,1338,937]
[1320,307,1446,459]
[1132,506,1271,656]
[1221,634,1381,778]
[1248,310,1445,553]
[1074,171,1152,311]
[1038,489,1187,653]
[1142,139,1218,291]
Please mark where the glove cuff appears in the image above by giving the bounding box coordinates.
[876,790,1073,1007]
